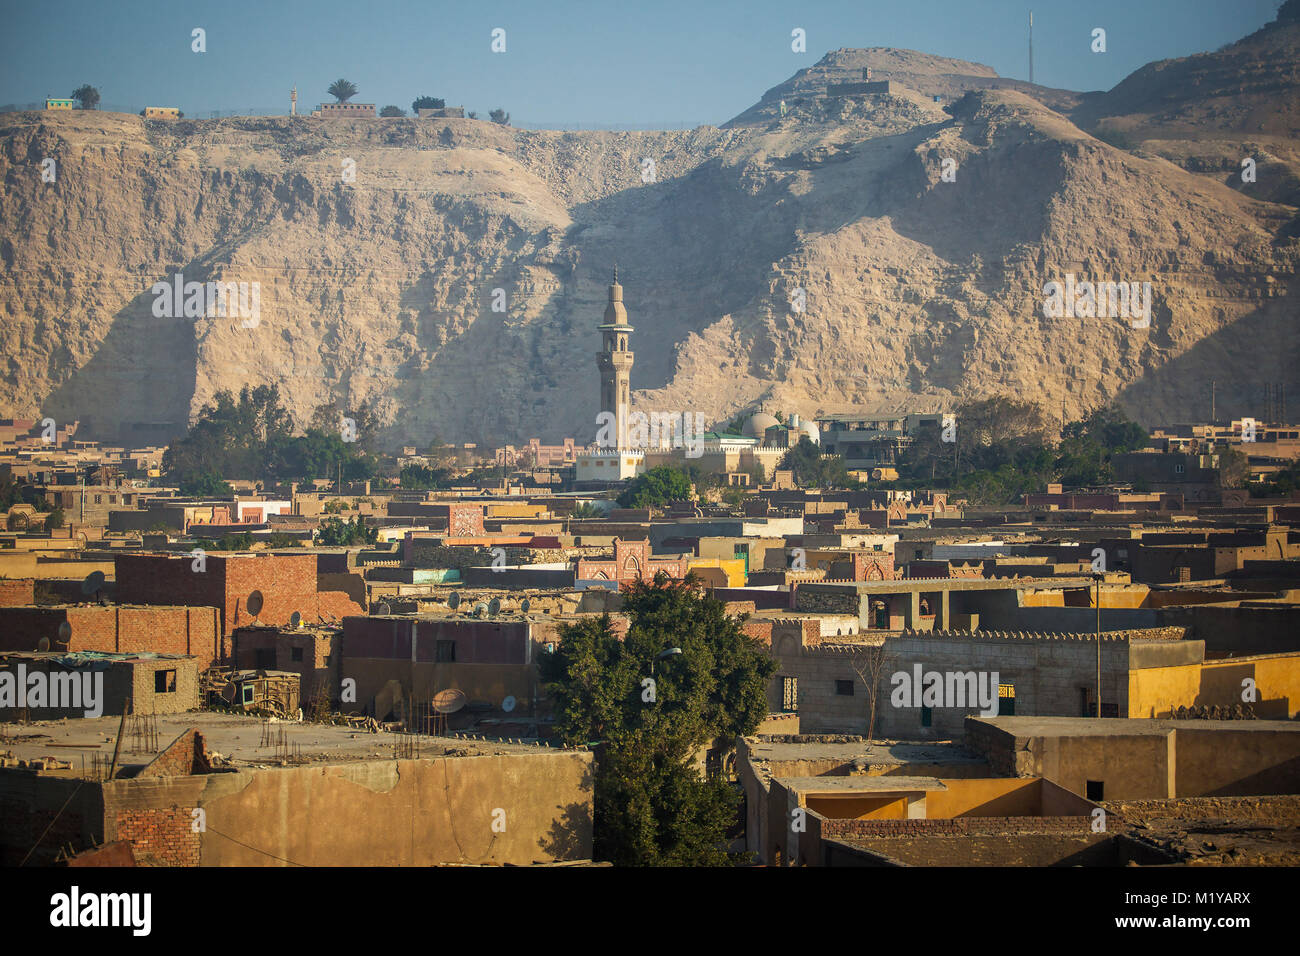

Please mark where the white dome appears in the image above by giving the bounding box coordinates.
[743,413,780,440]
[797,421,821,444]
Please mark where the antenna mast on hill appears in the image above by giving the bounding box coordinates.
[1028,11,1034,85]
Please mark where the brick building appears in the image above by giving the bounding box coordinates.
[114,553,362,638]
[0,605,224,670]
[574,538,688,585]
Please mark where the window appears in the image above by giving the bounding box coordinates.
[436,640,456,662]
[1174,463,1185,474]
[782,676,798,712]
[242,684,254,704]
[155,669,177,694]
[1086,780,1104,801]
[290,647,304,662]
[998,683,1015,716]
[835,680,854,696]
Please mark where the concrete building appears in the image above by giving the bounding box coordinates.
[967,716,1300,801]
[0,650,199,718]
[114,552,363,637]
[0,714,594,866]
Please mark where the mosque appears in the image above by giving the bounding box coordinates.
[574,269,819,486]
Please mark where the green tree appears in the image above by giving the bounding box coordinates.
[616,466,692,508]
[400,463,452,490]
[379,105,405,117]
[778,437,851,488]
[315,516,377,547]
[1217,445,1250,489]
[328,79,358,103]
[570,502,603,519]
[44,507,65,531]
[71,85,100,110]
[489,108,510,125]
[539,577,775,865]
[180,470,233,497]
[411,96,445,112]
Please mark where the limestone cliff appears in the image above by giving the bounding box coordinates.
[1,9,1297,447]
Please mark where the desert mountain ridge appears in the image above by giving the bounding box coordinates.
[0,4,1297,449]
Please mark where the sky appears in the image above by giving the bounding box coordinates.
[0,0,1286,126]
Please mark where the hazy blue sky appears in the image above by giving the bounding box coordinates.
[0,0,1285,126]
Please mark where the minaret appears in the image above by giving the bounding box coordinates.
[597,265,634,450]
[291,86,298,116]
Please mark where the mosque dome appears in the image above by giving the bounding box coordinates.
[797,420,821,444]
[743,413,780,440]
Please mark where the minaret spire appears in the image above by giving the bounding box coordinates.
[598,268,634,449]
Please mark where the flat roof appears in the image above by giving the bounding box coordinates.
[747,738,985,769]
[1,711,569,772]
[800,576,1099,593]
[971,716,1300,737]
[779,775,949,794]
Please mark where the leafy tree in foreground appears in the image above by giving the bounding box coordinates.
[379,105,405,117]
[540,576,775,865]
[411,96,445,112]
[489,108,510,125]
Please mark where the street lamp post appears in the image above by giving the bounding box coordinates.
[651,646,682,677]
[1092,572,1103,718]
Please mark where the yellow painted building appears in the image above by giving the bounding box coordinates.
[143,106,180,119]
[45,98,75,110]
[1128,652,1300,720]
[685,557,747,588]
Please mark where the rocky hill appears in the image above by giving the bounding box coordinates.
[1,5,1297,448]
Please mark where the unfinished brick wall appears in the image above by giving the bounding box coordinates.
[137,729,213,777]
[0,605,225,669]
[0,579,34,606]
[116,553,323,636]
[113,807,201,866]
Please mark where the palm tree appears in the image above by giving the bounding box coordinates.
[71,85,100,110]
[328,79,358,103]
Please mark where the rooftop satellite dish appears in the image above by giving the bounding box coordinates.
[57,621,72,643]
[37,636,50,651]
[247,590,264,617]
[473,602,487,617]
[432,688,467,714]
[502,695,516,713]
[520,598,530,614]
[487,597,501,616]
[446,592,461,610]
[375,602,392,616]
[81,570,105,601]
[289,611,302,629]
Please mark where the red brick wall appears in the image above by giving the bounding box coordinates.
[0,605,225,669]
[115,553,321,636]
[113,808,201,866]
[319,590,364,621]
[0,579,34,606]
[138,729,212,777]
[222,554,318,632]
